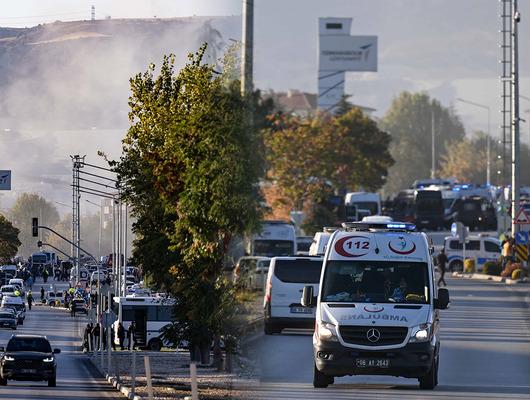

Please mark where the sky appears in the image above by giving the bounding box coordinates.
[1,0,529,208]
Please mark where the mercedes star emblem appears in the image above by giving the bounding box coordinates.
[366,328,381,343]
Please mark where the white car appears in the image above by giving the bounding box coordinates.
[301,221,449,390]
[1,296,25,324]
[263,256,323,335]
[7,279,25,297]
[443,234,501,272]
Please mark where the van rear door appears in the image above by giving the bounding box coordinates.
[270,258,322,318]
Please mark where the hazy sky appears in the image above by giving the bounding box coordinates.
[1,1,529,209]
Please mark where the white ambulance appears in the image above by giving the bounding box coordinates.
[301,221,449,390]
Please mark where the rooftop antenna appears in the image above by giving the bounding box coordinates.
[91,5,95,21]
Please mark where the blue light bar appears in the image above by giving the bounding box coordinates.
[387,223,416,231]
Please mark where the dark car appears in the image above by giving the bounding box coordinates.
[446,196,497,230]
[70,298,88,314]
[0,311,17,330]
[0,335,60,386]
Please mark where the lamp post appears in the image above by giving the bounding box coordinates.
[456,98,491,185]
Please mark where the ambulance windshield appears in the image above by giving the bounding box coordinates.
[321,261,430,304]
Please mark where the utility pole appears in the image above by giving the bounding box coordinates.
[511,0,521,236]
[91,5,95,21]
[241,0,254,97]
[431,108,435,179]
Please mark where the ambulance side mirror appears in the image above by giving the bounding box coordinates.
[435,288,450,310]
[301,286,316,308]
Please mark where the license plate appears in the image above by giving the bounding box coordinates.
[356,358,390,368]
[290,306,312,314]
[21,369,36,374]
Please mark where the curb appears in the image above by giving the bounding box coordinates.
[107,374,143,400]
[87,356,144,400]
[452,272,528,285]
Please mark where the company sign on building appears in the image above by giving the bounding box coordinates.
[318,18,378,113]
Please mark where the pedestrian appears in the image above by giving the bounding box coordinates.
[437,248,448,287]
[111,326,116,351]
[27,291,33,311]
[42,268,48,283]
[27,275,33,290]
[128,321,137,350]
[92,323,101,351]
[502,235,513,269]
[117,322,125,350]
[40,286,45,303]
[83,323,92,352]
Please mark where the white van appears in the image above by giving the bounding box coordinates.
[301,221,449,389]
[443,235,501,272]
[247,221,297,257]
[263,256,323,335]
[344,192,381,222]
[309,231,333,256]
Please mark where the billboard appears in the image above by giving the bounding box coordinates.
[317,17,378,113]
[319,35,378,72]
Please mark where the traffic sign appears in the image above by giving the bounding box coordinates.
[514,208,530,224]
[0,170,11,190]
[515,231,529,245]
[515,244,529,262]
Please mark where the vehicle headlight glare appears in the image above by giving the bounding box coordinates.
[317,321,338,342]
[43,357,54,362]
[3,356,14,361]
[409,323,432,343]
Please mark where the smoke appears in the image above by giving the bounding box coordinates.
[0,16,241,210]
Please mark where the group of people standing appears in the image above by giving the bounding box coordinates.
[82,321,138,352]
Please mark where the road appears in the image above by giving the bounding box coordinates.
[250,277,530,399]
[0,288,119,399]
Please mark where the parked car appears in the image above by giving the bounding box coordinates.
[443,234,501,272]
[0,310,17,330]
[0,335,60,386]
[1,297,25,324]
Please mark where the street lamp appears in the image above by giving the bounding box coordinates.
[456,98,491,186]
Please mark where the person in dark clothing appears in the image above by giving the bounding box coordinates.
[117,322,125,350]
[26,291,33,311]
[110,326,116,351]
[92,323,101,351]
[128,321,137,350]
[40,286,45,302]
[437,248,448,287]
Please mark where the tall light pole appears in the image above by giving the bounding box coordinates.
[511,1,521,236]
[456,98,491,185]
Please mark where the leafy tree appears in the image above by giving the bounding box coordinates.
[115,45,265,364]
[438,138,487,183]
[9,193,60,257]
[0,214,20,262]
[381,92,465,194]
[264,108,393,213]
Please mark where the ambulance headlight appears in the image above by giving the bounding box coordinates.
[409,323,432,343]
[316,321,338,342]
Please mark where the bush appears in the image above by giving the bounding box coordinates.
[511,268,527,280]
[464,258,476,273]
[483,261,502,276]
[501,261,521,277]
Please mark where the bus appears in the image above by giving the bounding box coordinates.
[344,192,381,222]
[112,296,176,351]
[246,221,297,257]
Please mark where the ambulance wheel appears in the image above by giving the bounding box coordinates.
[313,364,333,388]
[419,357,438,390]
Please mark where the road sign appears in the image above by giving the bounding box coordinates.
[515,244,529,262]
[515,231,529,245]
[514,208,530,224]
[0,170,11,190]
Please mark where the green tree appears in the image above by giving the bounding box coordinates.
[9,193,60,257]
[264,108,393,214]
[0,214,21,262]
[381,92,465,194]
[115,45,265,363]
[438,138,487,183]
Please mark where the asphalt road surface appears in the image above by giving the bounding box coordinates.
[251,277,530,399]
[0,293,119,399]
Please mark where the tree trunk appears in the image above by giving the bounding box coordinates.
[213,335,223,371]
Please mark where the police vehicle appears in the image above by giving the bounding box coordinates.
[301,221,449,389]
